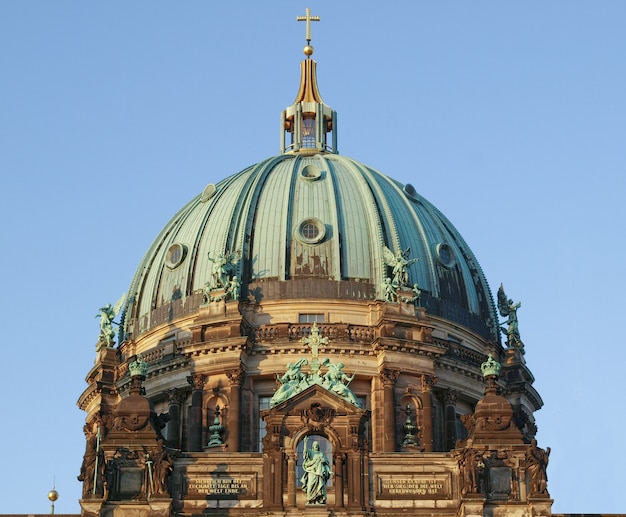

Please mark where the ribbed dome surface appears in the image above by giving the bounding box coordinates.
[122,153,498,341]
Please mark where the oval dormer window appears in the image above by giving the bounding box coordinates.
[296,218,326,244]
[166,243,187,269]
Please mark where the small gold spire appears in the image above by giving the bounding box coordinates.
[297,7,320,56]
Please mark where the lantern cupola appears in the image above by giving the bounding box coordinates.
[280,8,338,154]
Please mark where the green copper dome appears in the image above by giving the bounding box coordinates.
[121,152,498,342]
[120,46,498,344]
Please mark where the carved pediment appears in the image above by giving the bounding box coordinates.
[270,383,362,415]
[260,384,370,454]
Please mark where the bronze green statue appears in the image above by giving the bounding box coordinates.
[270,358,308,407]
[95,293,125,348]
[300,436,332,505]
[497,283,524,352]
[322,360,359,406]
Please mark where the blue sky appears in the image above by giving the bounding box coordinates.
[1,2,624,514]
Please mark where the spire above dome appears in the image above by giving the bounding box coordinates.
[280,8,338,155]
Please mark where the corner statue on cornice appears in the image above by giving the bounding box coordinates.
[95,293,125,349]
[497,283,525,353]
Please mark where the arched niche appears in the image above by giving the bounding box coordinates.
[260,384,370,511]
[205,393,229,447]
[398,391,424,450]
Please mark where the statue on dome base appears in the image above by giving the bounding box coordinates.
[95,293,125,348]
[204,250,241,302]
[497,284,525,353]
[382,246,420,303]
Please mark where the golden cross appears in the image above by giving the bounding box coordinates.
[297,7,320,42]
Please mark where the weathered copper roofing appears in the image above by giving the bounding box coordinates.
[122,153,498,341]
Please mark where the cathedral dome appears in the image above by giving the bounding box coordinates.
[122,152,498,343]
[120,30,500,345]
[79,17,546,512]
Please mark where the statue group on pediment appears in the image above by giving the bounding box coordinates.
[270,357,359,408]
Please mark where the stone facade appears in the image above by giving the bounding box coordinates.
[76,295,552,517]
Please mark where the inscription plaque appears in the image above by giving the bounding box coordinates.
[187,474,256,499]
[377,475,450,499]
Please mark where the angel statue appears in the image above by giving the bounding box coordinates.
[497,284,524,353]
[207,250,241,290]
[96,293,126,348]
[382,245,419,291]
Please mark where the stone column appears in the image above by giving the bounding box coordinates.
[263,451,284,510]
[187,374,207,452]
[380,369,400,452]
[166,388,183,448]
[286,453,297,508]
[444,388,459,451]
[334,452,345,508]
[421,374,437,452]
[346,451,364,511]
[226,368,244,452]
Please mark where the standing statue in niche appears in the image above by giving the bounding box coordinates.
[497,283,524,353]
[459,448,485,496]
[300,436,332,505]
[78,424,105,498]
[151,440,174,497]
[526,439,550,497]
[95,293,126,348]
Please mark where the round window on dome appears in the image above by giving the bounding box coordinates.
[434,243,456,269]
[200,183,217,203]
[296,218,326,244]
[404,183,419,201]
[301,164,322,181]
[166,243,187,269]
